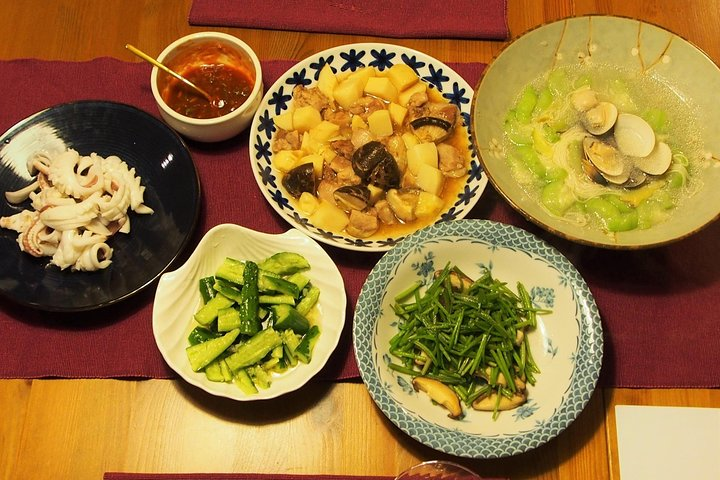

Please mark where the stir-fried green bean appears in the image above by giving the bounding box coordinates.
[388,263,549,419]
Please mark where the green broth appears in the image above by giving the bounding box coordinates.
[503,65,704,234]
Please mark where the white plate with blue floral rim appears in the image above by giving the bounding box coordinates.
[249,43,487,252]
[353,219,603,458]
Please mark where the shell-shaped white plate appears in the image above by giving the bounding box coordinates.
[153,223,346,400]
[353,219,603,458]
[249,43,487,252]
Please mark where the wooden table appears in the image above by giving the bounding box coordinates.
[1,1,719,479]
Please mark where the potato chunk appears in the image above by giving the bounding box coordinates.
[407,142,438,174]
[387,63,419,91]
[292,106,322,132]
[309,120,340,143]
[309,199,349,232]
[364,77,398,103]
[274,109,294,131]
[388,102,408,126]
[316,65,337,102]
[415,163,445,196]
[333,78,365,110]
[398,81,427,106]
[416,191,444,218]
[367,109,393,137]
[273,149,301,173]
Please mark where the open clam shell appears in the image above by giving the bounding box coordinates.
[635,141,673,175]
[614,113,656,158]
[583,102,618,135]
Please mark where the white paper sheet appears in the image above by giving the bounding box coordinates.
[615,405,720,480]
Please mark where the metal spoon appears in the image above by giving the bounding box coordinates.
[125,43,215,104]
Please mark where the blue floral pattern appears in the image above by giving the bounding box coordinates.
[248,43,487,252]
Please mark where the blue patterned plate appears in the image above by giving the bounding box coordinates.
[249,43,487,252]
[353,219,603,458]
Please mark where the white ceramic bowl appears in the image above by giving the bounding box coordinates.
[249,43,487,252]
[152,224,346,401]
[151,31,263,142]
[472,15,720,249]
[354,219,603,458]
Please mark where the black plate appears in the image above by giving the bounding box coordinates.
[0,101,201,312]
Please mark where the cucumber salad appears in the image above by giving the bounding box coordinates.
[185,251,321,394]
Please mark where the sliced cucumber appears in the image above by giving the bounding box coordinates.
[186,328,240,372]
[233,368,258,394]
[194,293,234,326]
[217,306,241,332]
[295,325,320,364]
[225,328,283,371]
[258,252,310,275]
[270,304,310,334]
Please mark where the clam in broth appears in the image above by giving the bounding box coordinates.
[502,65,704,234]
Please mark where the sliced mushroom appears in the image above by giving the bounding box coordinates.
[410,117,453,143]
[282,162,316,198]
[582,101,618,135]
[472,392,527,412]
[351,141,401,189]
[434,268,474,293]
[332,185,370,211]
[635,141,672,175]
[351,141,391,180]
[367,156,401,190]
[412,376,463,419]
[614,113,655,158]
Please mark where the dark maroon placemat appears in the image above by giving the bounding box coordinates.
[188,0,509,40]
[0,58,719,389]
[103,472,505,479]
[103,474,395,480]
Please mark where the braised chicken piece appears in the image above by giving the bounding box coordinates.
[438,144,467,178]
[348,96,384,119]
[330,139,355,159]
[272,129,301,152]
[374,199,397,225]
[292,85,329,111]
[346,208,379,238]
[323,108,352,128]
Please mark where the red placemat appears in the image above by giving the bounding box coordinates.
[103,472,504,480]
[104,474,395,480]
[188,0,509,40]
[0,58,719,388]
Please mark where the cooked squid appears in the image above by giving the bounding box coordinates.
[0,148,153,271]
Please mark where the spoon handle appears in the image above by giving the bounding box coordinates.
[125,44,214,102]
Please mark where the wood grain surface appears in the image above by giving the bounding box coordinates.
[0,1,718,479]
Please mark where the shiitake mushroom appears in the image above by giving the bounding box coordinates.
[333,185,371,211]
[351,141,401,189]
[410,116,453,143]
[282,162,316,198]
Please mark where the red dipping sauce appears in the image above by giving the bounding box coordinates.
[159,41,257,120]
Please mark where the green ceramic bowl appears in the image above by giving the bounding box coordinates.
[472,15,720,249]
